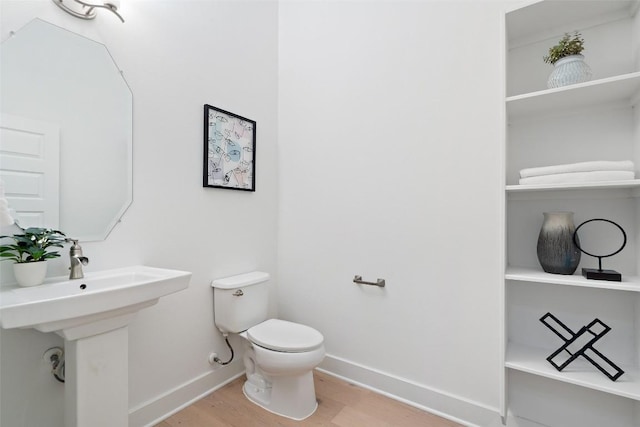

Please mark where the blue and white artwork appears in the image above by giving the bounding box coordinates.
[203,104,256,191]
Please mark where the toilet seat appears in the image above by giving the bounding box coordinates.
[247,319,324,352]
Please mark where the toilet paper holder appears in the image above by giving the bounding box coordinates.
[353,275,386,287]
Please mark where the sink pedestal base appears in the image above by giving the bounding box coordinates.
[65,326,129,427]
[0,265,193,427]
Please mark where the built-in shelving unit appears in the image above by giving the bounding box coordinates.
[503,1,640,426]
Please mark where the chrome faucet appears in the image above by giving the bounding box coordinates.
[67,239,89,279]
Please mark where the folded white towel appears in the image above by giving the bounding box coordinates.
[520,160,635,178]
[519,170,635,185]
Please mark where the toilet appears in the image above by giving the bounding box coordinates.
[211,271,325,420]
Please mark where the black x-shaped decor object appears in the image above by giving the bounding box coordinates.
[540,313,624,381]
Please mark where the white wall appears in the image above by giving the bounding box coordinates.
[277,2,505,424]
[0,1,279,426]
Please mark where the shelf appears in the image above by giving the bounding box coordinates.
[506,1,638,45]
[506,72,640,120]
[506,179,640,193]
[506,343,640,401]
[506,267,640,292]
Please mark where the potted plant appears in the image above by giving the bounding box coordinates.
[543,31,592,88]
[0,227,66,286]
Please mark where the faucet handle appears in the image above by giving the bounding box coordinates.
[67,238,85,258]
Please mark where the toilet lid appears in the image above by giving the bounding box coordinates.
[247,319,324,352]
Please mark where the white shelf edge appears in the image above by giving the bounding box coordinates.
[506,72,640,120]
[506,72,640,103]
[506,179,640,193]
[505,267,640,292]
[506,343,640,401]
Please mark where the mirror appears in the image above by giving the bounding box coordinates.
[0,18,132,241]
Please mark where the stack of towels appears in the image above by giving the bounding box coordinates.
[519,160,636,185]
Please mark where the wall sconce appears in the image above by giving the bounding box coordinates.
[52,0,125,22]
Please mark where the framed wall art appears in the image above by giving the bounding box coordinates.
[203,104,256,191]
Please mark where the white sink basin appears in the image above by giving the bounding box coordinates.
[0,265,191,340]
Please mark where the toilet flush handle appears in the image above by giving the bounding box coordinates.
[233,289,244,296]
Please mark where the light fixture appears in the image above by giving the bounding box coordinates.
[52,0,125,23]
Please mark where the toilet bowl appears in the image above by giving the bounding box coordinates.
[211,272,325,420]
[240,319,325,420]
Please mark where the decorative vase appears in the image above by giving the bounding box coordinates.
[537,212,581,275]
[13,260,48,287]
[547,54,592,88]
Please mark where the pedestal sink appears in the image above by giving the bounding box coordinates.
[0,265,192,427]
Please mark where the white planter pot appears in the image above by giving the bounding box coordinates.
[547,54,592,88]
[13,260,48,287]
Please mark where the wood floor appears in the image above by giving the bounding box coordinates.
[156,371,462,427]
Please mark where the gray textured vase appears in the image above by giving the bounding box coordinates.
[536,212,581,275]
[547,54,592,89]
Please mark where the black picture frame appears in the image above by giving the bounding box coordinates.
[203,104,256,191]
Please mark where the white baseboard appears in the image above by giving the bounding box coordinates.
[319,353,503,427]
[128,362,245,427]
[128,353,503,427]
[504,413,550,427]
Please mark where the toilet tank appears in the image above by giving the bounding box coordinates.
[211,271,270,334]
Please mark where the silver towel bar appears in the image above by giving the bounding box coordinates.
[353,275,386,287]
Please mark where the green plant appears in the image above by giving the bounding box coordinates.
[543,31,585,65]
[0,227,66,263]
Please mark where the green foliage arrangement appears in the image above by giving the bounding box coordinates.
[0,227,66,263]
[543,31,585,65]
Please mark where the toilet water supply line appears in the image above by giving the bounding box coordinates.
[44,347,66,383]
[214,333,234,365]
[53,359,65,383]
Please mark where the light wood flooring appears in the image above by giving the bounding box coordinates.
[156,371,462,427]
